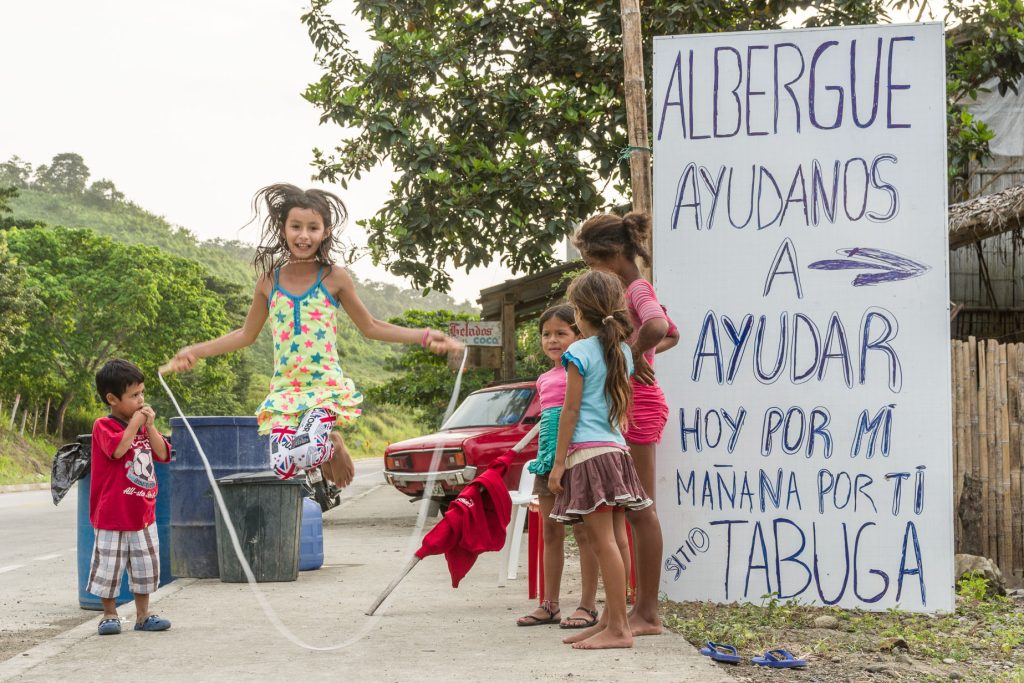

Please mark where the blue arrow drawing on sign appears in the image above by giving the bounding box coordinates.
[808,247,930,287]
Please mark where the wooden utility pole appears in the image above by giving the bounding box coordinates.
[619,0,653,279]
[501,295,516,380]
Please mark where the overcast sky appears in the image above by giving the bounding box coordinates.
[0,1,516,304]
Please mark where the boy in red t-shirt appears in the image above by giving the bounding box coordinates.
[88,359,172,636]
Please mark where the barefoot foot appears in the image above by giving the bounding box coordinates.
[324,433,355,488]
[563,621,605,644]
[571,628,633,650]
[626,611,663,637]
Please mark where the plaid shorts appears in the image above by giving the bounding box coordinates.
[86,524,160,598]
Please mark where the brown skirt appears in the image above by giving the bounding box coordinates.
[549,449,652,524]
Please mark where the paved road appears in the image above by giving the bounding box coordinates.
[0,458,384,662]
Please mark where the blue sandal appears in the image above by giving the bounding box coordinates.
[700,641,742,664]
[752,649,807,668]
[134,615,171,632]
[97,618,121,636]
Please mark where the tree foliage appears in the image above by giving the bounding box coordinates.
[3,226,251,433]
[0,186,16,217]
[364,309,494,427]
[0,232,30,358]
[945,0,1024,198]
[0,156,32,189]
[366,308,559,428]
[34,153,91,195]
[84,178,126,206]
[304,0,1024,291]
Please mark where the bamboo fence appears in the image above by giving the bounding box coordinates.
[953,337,1024,578]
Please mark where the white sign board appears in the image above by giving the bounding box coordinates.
[652,23,952,611]
[448,321,502,347]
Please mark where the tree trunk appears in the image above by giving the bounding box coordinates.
[619,0,653,279]
[32,405,39,436]
[9,393,20,430]
[56,392,74,439]
[43,397,51,435]
[19,408,27,436]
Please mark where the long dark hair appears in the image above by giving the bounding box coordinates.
[250,183,349,278]
[572,211,652,267]
[538,304,579,336]
[566,270,633,430]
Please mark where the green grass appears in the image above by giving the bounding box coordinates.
[0,425,58,485]
[662,576,1024,682]
[340,408,425,460]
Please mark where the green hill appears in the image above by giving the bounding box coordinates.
[8,188,256,284]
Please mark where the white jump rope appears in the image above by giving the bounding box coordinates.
[157,347,469,651]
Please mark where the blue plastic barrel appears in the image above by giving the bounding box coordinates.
[77,436,174,610]
[299,497,324,571]
[169,416,268,578]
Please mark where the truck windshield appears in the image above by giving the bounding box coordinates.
[442,388,534,429]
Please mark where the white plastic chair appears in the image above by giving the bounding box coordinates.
[498,459,537,585]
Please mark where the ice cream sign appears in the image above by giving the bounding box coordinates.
[448,321,502,347]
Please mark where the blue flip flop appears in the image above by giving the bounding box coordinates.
[700,641,742,664]
[752,649,807,668]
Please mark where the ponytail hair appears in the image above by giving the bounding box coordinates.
[572,211,651,267]
[566,270,633,430]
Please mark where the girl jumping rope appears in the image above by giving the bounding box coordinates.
[515,305,604,630]
[565,212,677,643]
[163,184,460,485]
[548,270,655,650]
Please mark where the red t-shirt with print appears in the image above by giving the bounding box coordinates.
[89,416,170,531]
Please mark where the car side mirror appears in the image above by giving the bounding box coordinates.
[522,415,540,425]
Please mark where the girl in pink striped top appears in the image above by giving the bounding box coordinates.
[565,211,678,643]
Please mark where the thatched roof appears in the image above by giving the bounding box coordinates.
[949,184,1024,250]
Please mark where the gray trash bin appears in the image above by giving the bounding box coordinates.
[213,471,303,583]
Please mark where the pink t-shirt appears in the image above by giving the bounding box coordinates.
[536,366,567,410]
[626,279,677,366]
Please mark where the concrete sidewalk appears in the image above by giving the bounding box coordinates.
[1,485,730,683]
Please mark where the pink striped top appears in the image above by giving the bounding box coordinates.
[626,279,676,366]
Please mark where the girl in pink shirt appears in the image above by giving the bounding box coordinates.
[516,305,602,630]
[566,211,678,643]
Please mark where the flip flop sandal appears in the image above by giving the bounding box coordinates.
[700,641,742,664]
[559,606,599,629]
[516,601,560,627]
[752,649,807,668]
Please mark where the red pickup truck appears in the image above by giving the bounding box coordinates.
[382,381,540,512]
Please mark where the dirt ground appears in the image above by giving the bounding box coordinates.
[0,614,92,663]
[663,587,1024,683]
